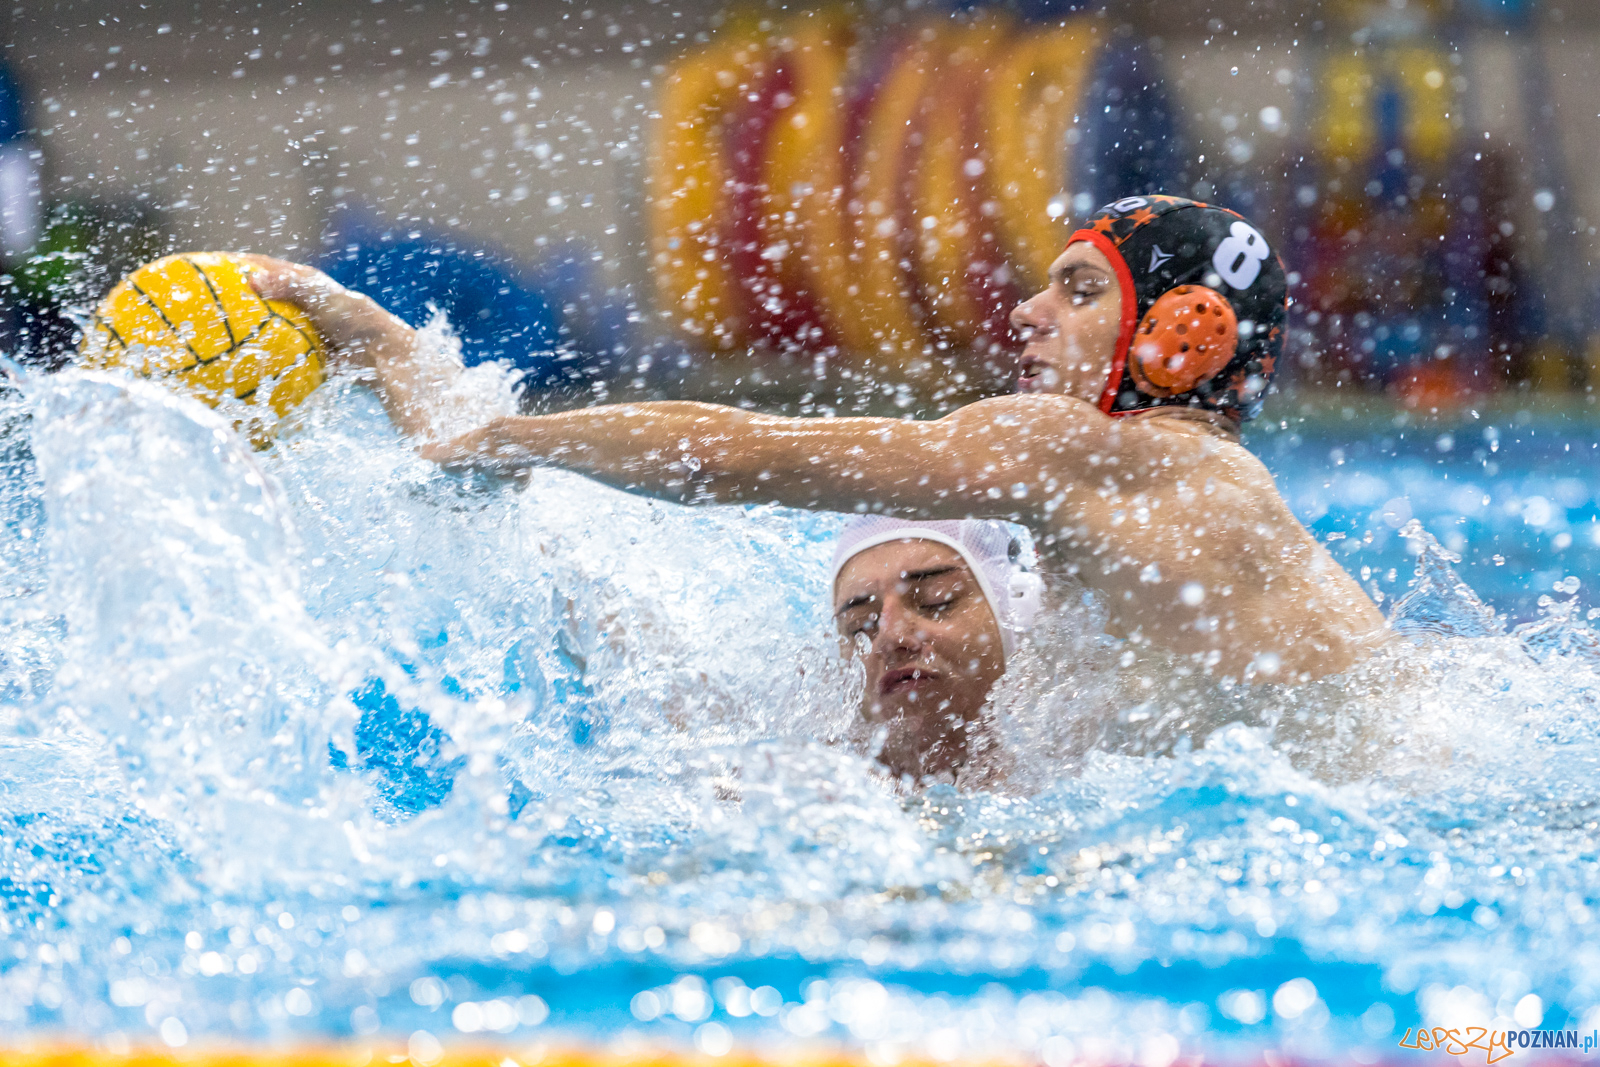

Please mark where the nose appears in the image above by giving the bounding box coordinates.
[872,598,925,659]
[1010,290,1049,335]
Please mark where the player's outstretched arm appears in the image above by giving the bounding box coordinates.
[420,392,1111,522]
[244,256,456,441]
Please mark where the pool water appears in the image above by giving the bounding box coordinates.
[1250,399,1600,624]
[3,365,1600,1062]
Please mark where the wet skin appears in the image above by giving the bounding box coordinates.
[245,245,1387,683]
[833,539,1006,780]
[1011,242,1125,399]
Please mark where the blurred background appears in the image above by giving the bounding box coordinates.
[0,0,1585,412]
[12,0,1600,620]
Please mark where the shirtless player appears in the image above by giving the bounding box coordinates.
[246,195,1387,682]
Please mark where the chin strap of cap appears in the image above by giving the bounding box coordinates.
[1066,228,1140,417]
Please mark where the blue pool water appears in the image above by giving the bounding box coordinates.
[1250,400,1600,625]
[3,366,1600,1060]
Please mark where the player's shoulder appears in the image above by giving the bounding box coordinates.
[1127,412,1283,491]
[1134,412,1254,455]
[949,392,1106,431]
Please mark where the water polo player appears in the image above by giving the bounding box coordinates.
[243,194,1387,682]
[831,516,1042,782]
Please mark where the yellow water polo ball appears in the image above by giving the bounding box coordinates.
[78,251,324,424]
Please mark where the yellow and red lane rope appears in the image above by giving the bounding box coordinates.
[648,11,1103,364]
[647,20,769,351]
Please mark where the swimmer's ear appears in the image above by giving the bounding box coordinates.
[1008,570,1045,633]
[1127,285,1239,398]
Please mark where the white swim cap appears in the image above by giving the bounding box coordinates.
[828,516,1044,661]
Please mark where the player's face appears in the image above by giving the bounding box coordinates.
[1009,242,1125,400]
[832,539,1006,780]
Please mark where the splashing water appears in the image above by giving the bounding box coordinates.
[4,363,1600,1059]
[1389,519,1505,640]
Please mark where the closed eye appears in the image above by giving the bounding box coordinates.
[1053,264,1111,305]
[841,611,879,637]
[1070,281,1107,306]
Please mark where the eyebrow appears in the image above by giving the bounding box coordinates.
[833,565,962,616]
[902,565,960,582]
[834,595,873,617]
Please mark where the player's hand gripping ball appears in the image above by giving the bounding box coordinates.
[78,252,324,440]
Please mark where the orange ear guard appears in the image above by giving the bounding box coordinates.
[1126,285,1239,398]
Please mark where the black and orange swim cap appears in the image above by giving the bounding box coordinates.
[1067,195,1288,422]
